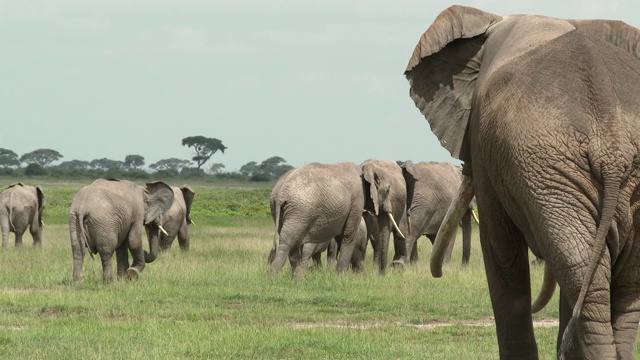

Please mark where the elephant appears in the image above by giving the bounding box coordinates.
[303,216,368,272]
[268,162,366,277]
[399,161,478,266]
[69,179,174,283]
[159,185,195,251]
[404,5,640,359]
[0,183,45,249]
[361,159,407,273]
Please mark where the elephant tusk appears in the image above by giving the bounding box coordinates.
[40,220,45,227]
[388,212,405,239]
[158,225,169,236]
[471,209,480,225]
[189,219,196,226]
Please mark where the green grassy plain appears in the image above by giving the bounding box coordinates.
[0,180,605,359]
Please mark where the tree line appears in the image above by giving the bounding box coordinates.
[0,136,294,182]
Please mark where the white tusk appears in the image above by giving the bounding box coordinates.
[189,219,196,226]
[158,225,169,236]
[388,212,405,239]
[40,220,45,227]
[471,209,480,225]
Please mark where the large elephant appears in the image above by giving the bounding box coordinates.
[361,159,407,273]
[405,5,640,359]
[69,179,174,283]
[268,162,365,277]
[0,183,45,249]
[159,185,195,251]
[399,161,477,266]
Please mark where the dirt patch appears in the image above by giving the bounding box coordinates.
[292,318,559,329]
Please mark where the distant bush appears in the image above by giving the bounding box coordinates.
[25,164,46,176]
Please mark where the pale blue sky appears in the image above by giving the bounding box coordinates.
[1,1,637,171]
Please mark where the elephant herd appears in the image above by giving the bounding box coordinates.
[267,159,477,277]
[0,180,195,283]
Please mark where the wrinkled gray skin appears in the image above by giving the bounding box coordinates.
[301,216,368,272]
[405,5,640,359]
[269,162,365,277]
[361,160,408,274]
[69,179,174,283]
[0,183,45,249]
[159,186,195,251]
[399,161,474,266]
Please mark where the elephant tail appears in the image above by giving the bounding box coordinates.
[71,211,94,261]
[559,174,620,357]
[268,200,285,264]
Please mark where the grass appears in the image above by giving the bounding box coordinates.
[0,182,631,359]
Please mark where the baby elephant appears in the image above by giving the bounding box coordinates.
[0,182,45,249]
[69,179,174,283]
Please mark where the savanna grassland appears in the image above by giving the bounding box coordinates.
[0,179,590,359]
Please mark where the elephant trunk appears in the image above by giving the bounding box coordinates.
[144,225,161,263]
[431,175,475,278]
[461,209,472,265]
[531,262,556,313]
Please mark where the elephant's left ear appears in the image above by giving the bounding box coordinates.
[180,185,195,223]
[404,5,502,162]
[144,182,174,225]
[568,20,640,59]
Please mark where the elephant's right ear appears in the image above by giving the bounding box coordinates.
[36,186,45,217]
[180,185,195,224]
[144,182,174,225]
[401,161,418,213]
[404,5,502,162]
[361,164,380,216]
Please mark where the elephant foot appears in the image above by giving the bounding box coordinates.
[125,267,141,280]
[391,260,405,269]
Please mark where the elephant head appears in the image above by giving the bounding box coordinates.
[361,159,407,272]
[404,5,640,358]
[142,181,174,263]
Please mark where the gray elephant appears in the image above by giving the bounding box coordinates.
[69,179,174,283]
[268,162,365,277]
[399,161,478,266]
[361,159,407,273]
[0,183,45,249]
[405,5,640,359]
[159,185,195,251]
[303,216,368,272]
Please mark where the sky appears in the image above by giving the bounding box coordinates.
[1,0,639,172]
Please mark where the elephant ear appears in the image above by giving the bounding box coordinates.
[6,182,24,189]
[362,163,380,216]
[567,19,640,59]
[404,5,502,162]
[401,161,418,213]
[143,181,174,225]
[180,185,195,224]
[36,186,45,222]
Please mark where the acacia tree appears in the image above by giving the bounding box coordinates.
[57,160,90,171]
[19,149,63,167]
[124,154,145,169]
[208,162,225,174]
[90,158,124,170]
[0,148,20,168]
[181,136,226,173]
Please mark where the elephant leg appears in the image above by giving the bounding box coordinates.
[270,241,292,273]
[410,240,419,264]
[610,278,640,359]
[391,230,407,268]
[177,225,190,251]
[14,228,25,247]
[99,249,115,283]
[115,241,130,279]
[327,238,338,267]
[477,195,537,358]
[558,290,572,357]
[29,221,42,248]
[1,217,9,249]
